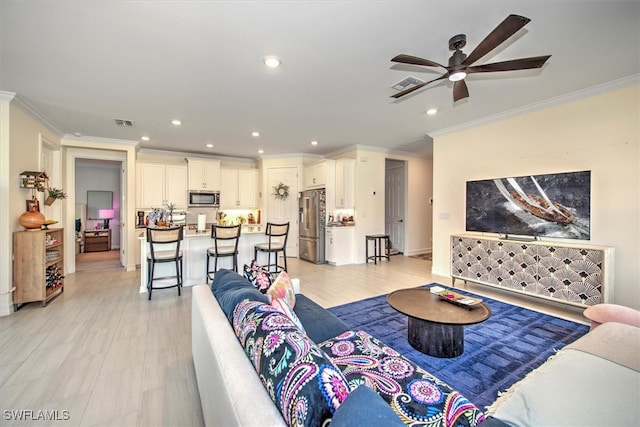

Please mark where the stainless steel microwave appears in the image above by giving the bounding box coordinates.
[188,190,220,208]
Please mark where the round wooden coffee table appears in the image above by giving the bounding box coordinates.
[387,288,491,358]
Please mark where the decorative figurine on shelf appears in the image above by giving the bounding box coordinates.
[247,213,255,224]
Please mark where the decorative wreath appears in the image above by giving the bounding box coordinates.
[273,182,290,200]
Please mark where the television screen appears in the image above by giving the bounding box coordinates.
[466,170,591,240]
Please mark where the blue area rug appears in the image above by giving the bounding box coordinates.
[328,284,589,409]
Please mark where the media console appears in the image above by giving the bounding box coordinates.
[451,234,614,308]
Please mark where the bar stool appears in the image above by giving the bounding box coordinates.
[254,222,289,273]
[365,234,390,264]
[206,224,242,283]
[146,226,184,300]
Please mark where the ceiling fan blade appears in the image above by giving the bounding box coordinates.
[466,55,551,74]
[453,79,469,102]
[463,14,531,66]
[391,54,447,69]
[390,75,447,99]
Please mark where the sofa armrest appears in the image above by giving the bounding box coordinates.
[191,284,285,427]
[486,322,640,426]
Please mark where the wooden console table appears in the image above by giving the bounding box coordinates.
[84,229,111,252]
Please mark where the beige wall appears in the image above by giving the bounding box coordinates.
[432,84,640,309]
[332,147,432,262]
[1,99,62,315]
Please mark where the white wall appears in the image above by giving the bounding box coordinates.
[333,147,432,263]
[432,84,640,309]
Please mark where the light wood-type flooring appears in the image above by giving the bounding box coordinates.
[0,254,587,426]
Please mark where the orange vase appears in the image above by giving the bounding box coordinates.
[19,206,46,230]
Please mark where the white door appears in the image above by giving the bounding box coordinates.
[266,167,299,257]
[385,161,405,254]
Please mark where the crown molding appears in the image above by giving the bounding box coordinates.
[430,74,640,138]
[259,152,313,160]
[62,134,139,147]
[8,93,64,137]
[140,148,256,164]
[0,91,16,101]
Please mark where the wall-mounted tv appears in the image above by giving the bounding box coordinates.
[466,170,591,240]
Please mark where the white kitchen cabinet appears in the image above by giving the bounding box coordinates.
[187,158,220,190]
[220,168,258,208]
[138,162,188,209]
[335,158,355,208]
[304,160,328,189]
[325,226,355,266]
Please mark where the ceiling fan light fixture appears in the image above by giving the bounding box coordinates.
[448,71,467,82]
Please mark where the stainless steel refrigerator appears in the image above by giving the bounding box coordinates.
[299,189,326,264]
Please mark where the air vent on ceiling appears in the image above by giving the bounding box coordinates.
[114,118,135,127]
[391,76,424,91]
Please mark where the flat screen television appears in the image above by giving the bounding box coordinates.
[465,170,591,240]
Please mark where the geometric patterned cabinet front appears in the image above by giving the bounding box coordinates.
[451,234,614,308]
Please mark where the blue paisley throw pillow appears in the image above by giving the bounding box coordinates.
[319,330,486,427]
[232,300,351,427]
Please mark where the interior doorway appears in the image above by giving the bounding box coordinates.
[75,159,123,271]
[385,159,406,254]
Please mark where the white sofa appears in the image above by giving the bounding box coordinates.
[192,278,640,427]
[191,281,298,427]
[487,321,640,426]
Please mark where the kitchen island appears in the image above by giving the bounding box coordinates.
[139,225,267,293]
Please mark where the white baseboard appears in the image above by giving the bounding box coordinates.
[404,248,432,257]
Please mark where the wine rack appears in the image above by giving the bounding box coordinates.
[13,228,65,309]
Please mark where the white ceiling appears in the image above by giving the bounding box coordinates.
[2,1,639,160]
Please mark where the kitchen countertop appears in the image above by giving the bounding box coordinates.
[138,224,265,238]
[185,225,265,237]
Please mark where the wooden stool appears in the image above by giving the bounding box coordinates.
[365,234,390,264]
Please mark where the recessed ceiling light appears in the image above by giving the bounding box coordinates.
[171,119,182,126]
[73,132,82,137]
[263,56,281,68]
[141,136,150,141]
[311,140,318,146]
[206,143,213,148]
[258,149,264,154]
[426,108,438,116]
[252,131,260,137]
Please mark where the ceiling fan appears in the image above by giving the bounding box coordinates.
[390,14,551,102]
